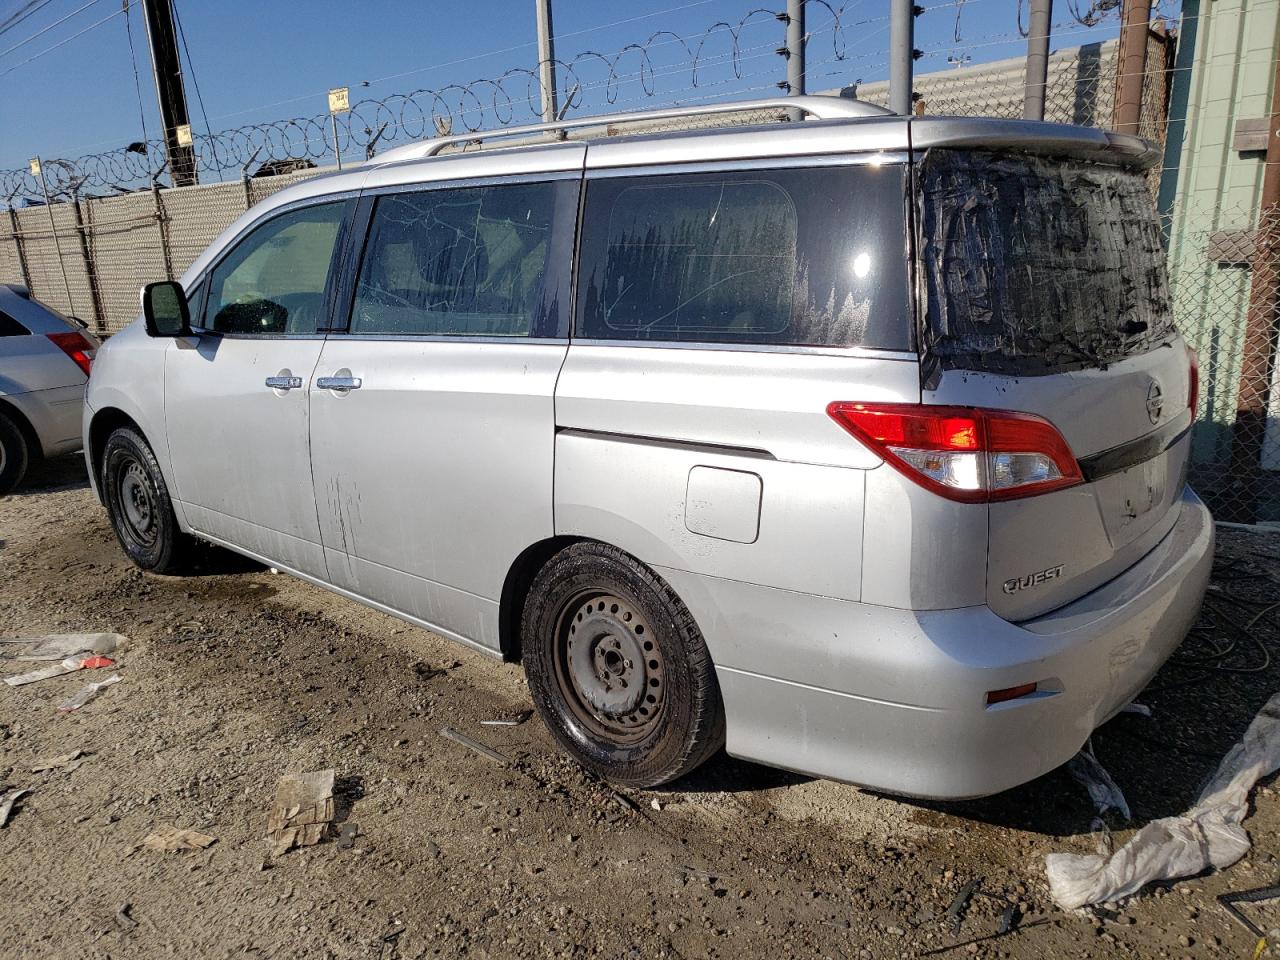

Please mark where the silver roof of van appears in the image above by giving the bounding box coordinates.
[367,93,1160,171]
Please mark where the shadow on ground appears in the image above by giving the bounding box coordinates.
[14,451,90,494]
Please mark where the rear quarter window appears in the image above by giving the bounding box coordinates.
[0,310,29,337]
[576,164,912,350]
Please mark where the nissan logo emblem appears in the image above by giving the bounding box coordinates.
[1146,380,1164,425]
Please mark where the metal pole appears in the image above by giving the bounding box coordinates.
[331,114,343,170]
[1113,0,1151,134]
[1022,0,1053,121]
[889,0,916,116]
[1223,49,1280,523]
[35,161,75,315]
[786,0,806,122]
[535,0,559,124]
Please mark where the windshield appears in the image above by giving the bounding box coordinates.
[917,149,1175,376]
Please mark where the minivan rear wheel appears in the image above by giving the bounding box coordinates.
[522,542,725,787]
[102,426,195,574]
[0,412,29,497]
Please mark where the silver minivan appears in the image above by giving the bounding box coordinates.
[84,96,1212,798]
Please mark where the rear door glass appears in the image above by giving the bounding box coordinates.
[576,164,912,349]
[917,149,1175,375]
[349,180,572,338]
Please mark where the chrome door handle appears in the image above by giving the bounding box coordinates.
[265,376,303,390]
[316,376,362,391]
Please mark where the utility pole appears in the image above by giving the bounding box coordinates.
[141,0,196,186]
[1113,0,1151,134]
[889,0,918,116]
[1224,51,1280,523]
[784,0,805,122]
[535,0,559,125]
[1022,0,1053,121]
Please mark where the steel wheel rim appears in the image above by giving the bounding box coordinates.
[553,591,666,744]
[117,458,158,546]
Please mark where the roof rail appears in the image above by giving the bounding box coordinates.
[372,95,894,164]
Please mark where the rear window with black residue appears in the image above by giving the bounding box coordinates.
[917,150,1175,376]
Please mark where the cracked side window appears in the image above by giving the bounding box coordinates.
[350,181,562,338]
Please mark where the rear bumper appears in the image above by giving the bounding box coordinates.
[658,486,1213,799]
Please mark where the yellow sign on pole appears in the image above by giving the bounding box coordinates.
[328,87,350,115]
[175,124,193,147]
[28,157,40,177]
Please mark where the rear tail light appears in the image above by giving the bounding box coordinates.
[46,331,95,378]
[826,402,1084,503]
[1187,347,1199,416]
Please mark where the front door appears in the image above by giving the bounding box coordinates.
[308,175,578,649]
[164,199,352,578]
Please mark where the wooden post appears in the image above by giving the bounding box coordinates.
[5,206,32,290]
[151,183,173,281]
[70,195,106,334]
[1113,0,1151,134]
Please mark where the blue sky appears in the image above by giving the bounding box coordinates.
[0,0,1139,171]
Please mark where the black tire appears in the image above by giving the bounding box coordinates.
[0,412,28,497]
[522,541,725,788]
[101,426,195,574]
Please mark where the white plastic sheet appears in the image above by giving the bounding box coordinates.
[1046,690,1280,909]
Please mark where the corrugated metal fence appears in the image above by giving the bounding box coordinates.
[0,170,321,335]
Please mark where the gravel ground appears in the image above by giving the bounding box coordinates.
[1,454,1278,960]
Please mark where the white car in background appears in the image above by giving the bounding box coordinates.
[0,283,98,494]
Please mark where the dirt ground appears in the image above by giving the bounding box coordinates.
[2,454,1278,960]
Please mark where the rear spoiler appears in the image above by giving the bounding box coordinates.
[909,117,1162,170]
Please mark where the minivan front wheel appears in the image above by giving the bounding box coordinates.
[102,426,194,574]
[522,542,725,788]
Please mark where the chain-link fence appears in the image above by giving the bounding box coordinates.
[1174,204,1280,525]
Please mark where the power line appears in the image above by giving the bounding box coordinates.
[171,0,217,169]
[0,0,130,76]
[0,0,56,39]
[201,0,730,125]
[122,0,148,144]
[0,0,106,59]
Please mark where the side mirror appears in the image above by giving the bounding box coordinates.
[142,281,192,337]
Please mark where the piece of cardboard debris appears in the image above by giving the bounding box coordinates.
[0,788,29,827]
[267,769,336,856]
[5,633,122,662]
[31,749,85,773]
[140,825,216,852]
